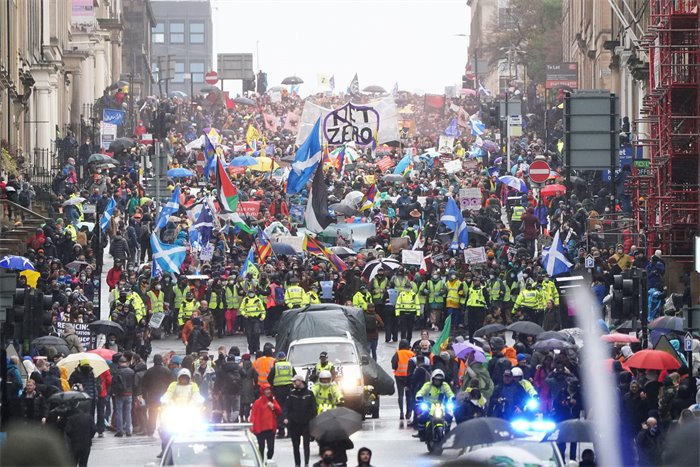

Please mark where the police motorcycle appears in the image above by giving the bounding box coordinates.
[157,369,207,457]
[416,394,455,454]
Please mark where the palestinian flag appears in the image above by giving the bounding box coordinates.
[217,155,239,212]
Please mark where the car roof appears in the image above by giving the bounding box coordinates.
[290,337,354,345]
[169,431,253,443]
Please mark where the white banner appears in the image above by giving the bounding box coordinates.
[100,122,117,150]
[464,247,487,264]
[459,187,483,211]
[443,159,462,174]
[401,249,424,265]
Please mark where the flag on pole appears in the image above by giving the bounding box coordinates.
[359,184,377,211]
[151,233,186,274]
[245,124,262,150]
[329,75,335,90]
[302,234,324,256]
[469,115,486,136]
[540,230,573,277]
[221,212,256,235]
[287,118,323,194]
[393,153,413,175]
[440,197,469,250]
[304,165,333,234]
[431,315,452,355]
[216,156,239,212]
[256,229,273,264]
[155,185,181,230]
[478,80,492,96]
[192,202,214,245]
[444,118,461,137]
[203,128,221,180]
[412,230,425,250]
[348,73,360,96]
[100,198,115,233]
[322,246,348,272]
[239,246,258,278]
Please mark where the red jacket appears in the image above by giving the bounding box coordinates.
[106,268,122,289]
[250,393,281,434]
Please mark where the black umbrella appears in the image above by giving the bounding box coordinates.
[536,331,572,342]
[649,316,684,332]
[507,321,545,336]
[442,417,521,449]
[48,391,90,405]
[32,336,66,347]
[531,338,576,352]
[474,323,507,338]
[233,96,255,106]
[329,203,360,217]
[108,80,128,91]
[108,137,135,153]
[281,75,304,85]
[544,419,595,443]
[88,320,124,336]
[271,243,297,256]
[467,225,488,239]
[200,85,219,93]
[309,407,362,442]
[363,85,386,94]
[87,153,113,164]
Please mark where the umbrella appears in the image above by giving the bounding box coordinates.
[249,156,277,172]
[87,348,117,361]
[271,243,298,256]
[474,323,507,338]
[467,225,489,239]
[281,76,304,85]
[229,156,258,167]
[442,417,520,450]
[536,331,571,342]
[625,349,681,371]
[649,316,684,332]
[329,203,360,217]
[108,80,129,90]
[87,154,113,164]
[108,137,135,153]
[48,391,90,405]
[507,321,545,336]
[481,139,500,153]
[382,174,405,183]
[531,338,575,351]
[169,90,188,98]
[540,184,567,197]
[328,246,357,257]
[65,260,89,270]
[548,170,562,180]
[76,222,95,231]
[221,129,235,137]
[62,197,86,206]
[58,352,110,377]
[309,407,362,442]
[167,168,194,178]
[499,175,528,193]
[453,342,486,361]
[0,255,35,271]
[88,320,124,336]
[544,419,595,443]
[233,96,255,106]
[200,85,219,93]
[267,86,284,93]
[31,336,66,348]
[362,258,402,281]
[600,332,640,344]
[614,320,635,331]
[363,85,386,94]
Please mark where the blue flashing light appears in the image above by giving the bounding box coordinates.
[526,398,539,411]
[510,419,530,432]
[446,401,455,412]
[531,420,556,432]
[420,402,429,411]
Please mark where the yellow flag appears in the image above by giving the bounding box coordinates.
[245,124,261,147]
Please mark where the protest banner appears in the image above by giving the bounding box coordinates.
[200,244,214,261]
[390,237,410,252]
[438,135,455,154]
[444,159,462,174]
[323,102,379,146]
[100,122,117,149]
[464,247,487,264]
[237,201,261,218]
[402,249,424,265]
[459,187,483,211]
[56,321,96,350]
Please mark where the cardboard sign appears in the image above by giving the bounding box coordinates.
[149,312,165,329]
[401,249,424,265]
[100,122,117,150]
[200,244,214,261]
[459,188,482,211]
[438,135,455,154]
[464,247,487,264]
[237,201,261,218]
[390,237,410,252]
[444,159,463,174]
[56,321,96,350]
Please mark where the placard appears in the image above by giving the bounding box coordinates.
[57,321,96,350]
[237,201,261,218]
[401,249,424,265]
[463,247,487,264]
[290,204,305,224]
[149,312,165,329]
[438,135,455,154]
[100,122,117,150]
[444,159,462,174]
[200,244,214,261]
[323,102,380,146]
[459,187,482,211]
[390,237,410,252]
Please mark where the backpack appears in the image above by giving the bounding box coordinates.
[111,370,126,396]
[364,314,378,333]
[139,222,152,243]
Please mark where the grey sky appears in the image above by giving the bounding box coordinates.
[211,0,470,96]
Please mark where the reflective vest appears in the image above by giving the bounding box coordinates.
[487,279,504,302]
[272,360,294,386]
[147,290,164,315]
[314,361,335,375]
[519,379,538,397]
[542,279,560,306]
[179,298,198,325]
[515,288,540,309]
[64,224,77,241]
[394,349,414,377]
[445,280,463,309]
[393,276,416,293]
[503,281,516,303]
[311,383,344,413]
[371,278,388,301]
[253,356,275,385]
[352,291,371,311]
[395,290,420,316]
[240,296,265,319]
[225,285,241,309]
[511,205,525,222]
[303,290,321,305]
[466,286,487,308]
[129,293,147,322]
[422,279,445,304]
[208,290,223,312]
[173,285,188,312]
[284,285,305,308]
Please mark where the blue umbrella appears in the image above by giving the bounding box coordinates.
[166,168,194,178]
[499,175,528,193]
[487,166,500,177]
[229,156,258,167]
[0,255,36,271]
[271,243,298,256]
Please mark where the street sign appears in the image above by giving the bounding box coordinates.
[204,71,218,85]
[685,332,694,352]
[217,53,255,80]
[529,159,551,184]
[545,62,579,89]
[584,255,595,269]
[564,90,619,170]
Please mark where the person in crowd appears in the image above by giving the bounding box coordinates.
[250,383,282,462]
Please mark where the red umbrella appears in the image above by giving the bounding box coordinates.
[540,184,567,197]
[625,349,680,371]
[88,348,116,361]
[600,333,640,344]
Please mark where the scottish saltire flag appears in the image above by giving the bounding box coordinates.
[440,197,469,250]
[151,233,186,274]
[541,230,573,277]
[393,153,413,175]
[100,198,115,233]
[444,118,461,137]
[469,115,486,136]
[203,128,221,180]
[192,202,214,245]
[329,75,335,90]
[155,185,181,230]
[286,118,322,194]
[239,246,258,278]
[478,80,492,96]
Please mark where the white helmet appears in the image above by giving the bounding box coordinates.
[319,370,332,387]
[511,367,524,378]
[177,368,192,381]
[431,369,445,385]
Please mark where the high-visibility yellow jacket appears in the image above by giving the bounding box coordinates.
[395,290,420,316]
[541,279,560,306]
[284,285,305,308]
[514,288,540,309]
[312,383,344,413]
[302,290,321,305]
[240,296,266,319]
[446,280,464,309]
[179,298,198,325]
[371,277,388,302]
[352,291,372,311]
[147,290,164,315]
[420,279,445,305]
[466,285,488,308]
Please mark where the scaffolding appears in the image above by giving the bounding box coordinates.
[632,0,699,258]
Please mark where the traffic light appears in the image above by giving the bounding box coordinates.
[462,75,469,89]
[257,71,267,94]
[243,78,255,93]
[612,270,639,319]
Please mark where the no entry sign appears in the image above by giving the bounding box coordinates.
[529,159,551,184]
[205,71,219,85]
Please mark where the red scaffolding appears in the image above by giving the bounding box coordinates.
[632,0,699,257]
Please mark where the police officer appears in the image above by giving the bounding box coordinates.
[312,351,336,381]
[239,289,266,353]
[395,284,420,342]
[414,369,455,440]
[352,285,372,311]
[311,370,344,414]
[302,284,321,305]
[466,277,489,343]
[172,276,190,333]
[284,277,305,309]
[419,271,445,331]
[514,280,541,323]
[268,351,296,438]
[486,270,505,311]
[178,291,198,329]
[208,280,225,338]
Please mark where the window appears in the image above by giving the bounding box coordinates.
[152,23,164,43]
[173,61,185,83]
[169,22,184,44]
[151,61,159,82]
[189,22,204,44]
[190,61,204,83]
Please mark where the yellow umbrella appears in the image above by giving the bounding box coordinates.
[20,270,40,288]
[58,352,110,377]
[249,156,279,172]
